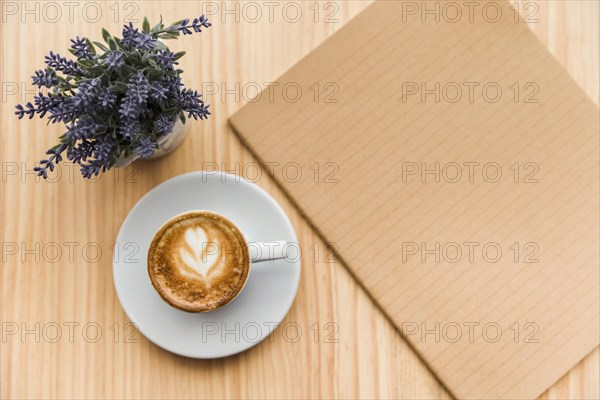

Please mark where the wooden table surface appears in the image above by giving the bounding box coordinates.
[1,1,598,398]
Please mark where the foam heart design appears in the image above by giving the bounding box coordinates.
[179,227,221,281]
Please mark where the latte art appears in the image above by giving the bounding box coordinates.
[147,212,250,312]
[177,226,225,284]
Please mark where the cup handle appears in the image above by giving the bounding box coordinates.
[248,241,288,263]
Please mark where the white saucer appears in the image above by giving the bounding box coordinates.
[113,171,301,358]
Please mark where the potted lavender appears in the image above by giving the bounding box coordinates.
[15,16,211,179]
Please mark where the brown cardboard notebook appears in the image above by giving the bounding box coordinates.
[229,1,600,398]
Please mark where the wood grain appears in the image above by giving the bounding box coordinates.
[0,1,597,399]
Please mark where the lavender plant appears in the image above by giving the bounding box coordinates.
[16,16,211,179]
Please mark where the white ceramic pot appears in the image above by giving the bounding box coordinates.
[115,118,189,168]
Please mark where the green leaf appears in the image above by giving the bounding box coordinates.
[86,38,97,55]
[179,112,186,124]
[87,65,106,75]
[107,37,118,51]
[141,52,153,62]
[154,40,167,51]
[92,41,109,52]
[102,28,111,43]
[77,59,95,68]
[111,82,129,93]
[174,51,186,60]
[120,64,138,75]
[157,33,180,40]
[151,16,164,33]
[142,17,150,33]
[147,68,163,79]
[126,54,145,68]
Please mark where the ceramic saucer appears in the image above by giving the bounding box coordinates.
[113,171,301,358]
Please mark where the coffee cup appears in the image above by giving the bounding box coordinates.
[147,210,289,313]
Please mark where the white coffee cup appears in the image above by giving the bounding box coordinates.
[147,210,290,312]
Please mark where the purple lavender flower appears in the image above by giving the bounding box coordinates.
[105,51,125,70]
[120,22,139,49]
[119,72,149,120]
[176,88,200,108]
[33,92,62,118]
[45,51,85,76]
[67,139,93,164]
[15,92,78,123]
[154,114,174,135]
[135,136,156,158]
[119,120,140,140]
[149,81,169,103]
[97,88,117,110]
[93,135,115,164]
[33,144,67,179]
[155,50,177,69]
[65,119,105,140]
[14,103,35,119]
[71,79,100,112]
[174,15,211,35]
[15,93,61,121]
[32,69,59,88]
[80,161,105,179]
[177,89,210,120]
[164,76,184,97]
[134,33,156,51]
[47,98,80,123]
[70,36,93,60]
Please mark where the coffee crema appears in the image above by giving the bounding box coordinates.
[147,211,250,312]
